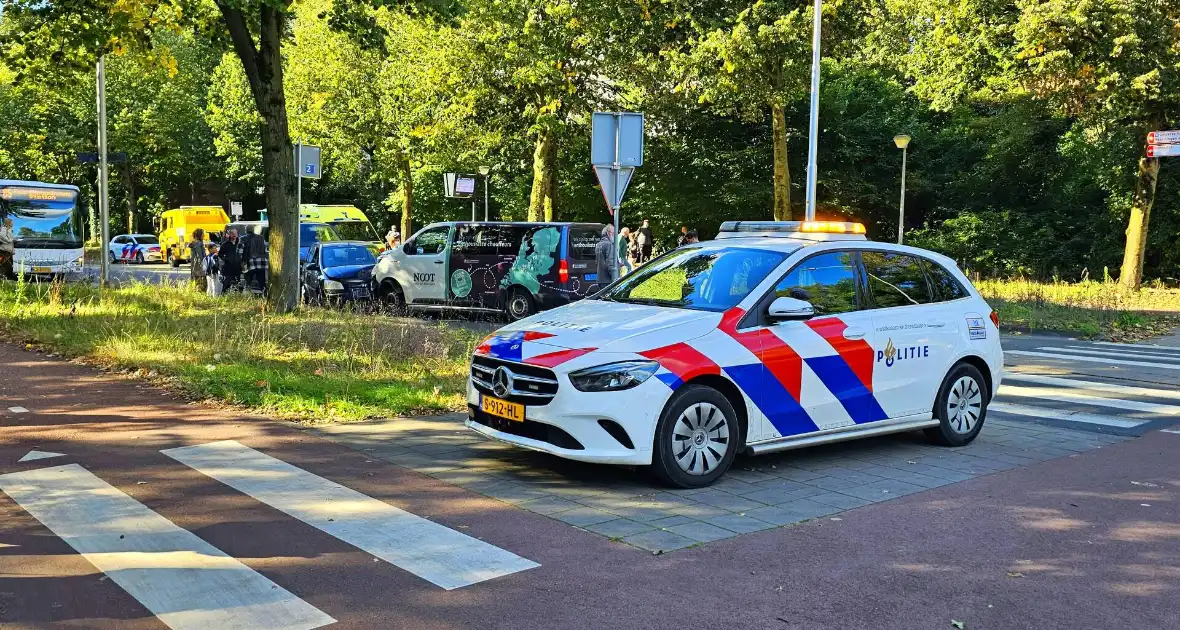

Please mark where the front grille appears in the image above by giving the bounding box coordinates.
[470,355,559,406]
[469,406,583,450]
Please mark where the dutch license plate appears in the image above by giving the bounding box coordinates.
[584,273,597,281]
[32,267,51,274]
[481,394,524,422]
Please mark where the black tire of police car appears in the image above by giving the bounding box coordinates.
[926,361,989,447]
[651,384,740,488]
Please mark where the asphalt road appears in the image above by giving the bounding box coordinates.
[1,336,1178,629]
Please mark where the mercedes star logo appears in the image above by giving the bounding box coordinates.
[492,366,514,398]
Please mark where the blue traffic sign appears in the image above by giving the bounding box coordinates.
[591,112,644,167]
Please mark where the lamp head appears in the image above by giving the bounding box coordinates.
[893,134,912,150]
[478,166,491,176]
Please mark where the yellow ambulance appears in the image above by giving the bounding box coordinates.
[298,204,383,251]
[158,206,231,267]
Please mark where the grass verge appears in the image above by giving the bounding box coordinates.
[0,278,480,423]
[977,278,1180,341]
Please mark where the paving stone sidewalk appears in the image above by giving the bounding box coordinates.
[306,415,1127,553]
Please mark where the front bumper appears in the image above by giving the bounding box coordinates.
[464,369,669,466]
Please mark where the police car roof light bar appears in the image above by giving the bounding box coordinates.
[718,220,866,235]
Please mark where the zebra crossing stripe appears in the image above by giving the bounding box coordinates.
[997,384,1180,415]
[989,402,1147,428]
[0,464,334,630]
[1005,350,1180,371]
[162,440,539,590]
[1004,373,1180,402]
[1059,345,1180,359]
[1037,346,1180,363]
[1092,341,1180,352]
[1161,428,1180,435]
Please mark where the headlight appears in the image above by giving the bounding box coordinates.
[569,360,659,392]
[324,279,345,291]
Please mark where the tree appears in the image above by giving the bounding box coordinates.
[871,0,1180,289]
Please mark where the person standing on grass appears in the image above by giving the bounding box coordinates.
[218,229,242,293]
[0,217,15,280]
[617,226,633,276]
[239,229,269,295]
[203,243,222,297]
[189,228,206,290]
[637,219,653,263]
[595,224,618,285]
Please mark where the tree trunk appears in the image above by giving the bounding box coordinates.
[121,164,137,234]
[397,154,413,238]
[544,134,557,221]
[771,103,791,220]
[219,2,299,312]
[528,128,555,221]
[1118,155,1161,290]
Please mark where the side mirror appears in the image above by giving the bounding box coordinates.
[767,296,815,322]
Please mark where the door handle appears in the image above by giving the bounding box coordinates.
[927,320,946,327]
[843,327,866,341]
[433,260,444,265]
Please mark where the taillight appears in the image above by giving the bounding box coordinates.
[990,310,1000,328]
[559,259,569,283]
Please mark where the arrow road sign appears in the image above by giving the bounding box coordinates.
[1148,130,1180,145]
[1147,143,1180,158]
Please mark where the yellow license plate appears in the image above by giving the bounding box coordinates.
[32,267,51,273]
[481,394,524,422]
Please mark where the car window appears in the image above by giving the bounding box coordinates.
[567,226,601,261]
[300,223,339,246]
[332,221,376,242]
[136,235,159,244]
[323,245,376,267]
[861,251,932,308]
[926,259,968,301]
[598,247,785,312]
[452,224,523,256]
[773,251,860,316]
[405,226,449,255]
[111,236,126,244]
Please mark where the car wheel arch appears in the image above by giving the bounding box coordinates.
[951,354,994,399]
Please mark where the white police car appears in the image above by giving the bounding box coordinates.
[466,221,1003,487]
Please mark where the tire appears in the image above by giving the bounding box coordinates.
[505,286,535,321]
[168,250,181,268]
[377,280,406,315]
[651,385,740,488]
[925,362,989,446]
[135,252,145,264]
[108,251,117,264]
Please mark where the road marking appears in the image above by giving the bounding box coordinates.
[8,406,28,413]
[1092,341,1180,352]
[17,450,66,463]
[1004,373,1180,402]
[989,402,1147,428]
[1059,344,1180,359]
[1005,350,1180,371]
[162,440,539,590]
[1161,428,1180,435]
[997,384,1180,415]
[1038,346,1180,362]
[0,464,334,630]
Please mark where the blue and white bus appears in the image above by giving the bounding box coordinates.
[0,180,84,276]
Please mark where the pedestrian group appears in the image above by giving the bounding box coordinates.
[188,228,269,297]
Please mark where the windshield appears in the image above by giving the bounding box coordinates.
[322,244,376,267]
[1,186,82,249]
[332,221,377,242]
[301,223,340,246]
[135,236,159,245]
[597,246,786,311]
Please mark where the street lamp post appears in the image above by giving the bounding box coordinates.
[893,134,911,244]
[803,0,823,221]
[478,166,491,221]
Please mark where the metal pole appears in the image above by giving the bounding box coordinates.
[471,199,476,222]
[803,0,823,221]
[295,141,302,210]
[898,146,907,245]
[612,113,621,268]
[484,174,490,221]
[97,56,110,286]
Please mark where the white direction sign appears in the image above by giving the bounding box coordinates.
[230,201,243,218]
[1147,143,1180,158]
[1147,130,1180,145]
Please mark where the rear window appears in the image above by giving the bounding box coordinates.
[567,226,600,261]
[926,260,968,301]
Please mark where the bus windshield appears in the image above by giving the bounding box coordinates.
[0,185,82,249]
